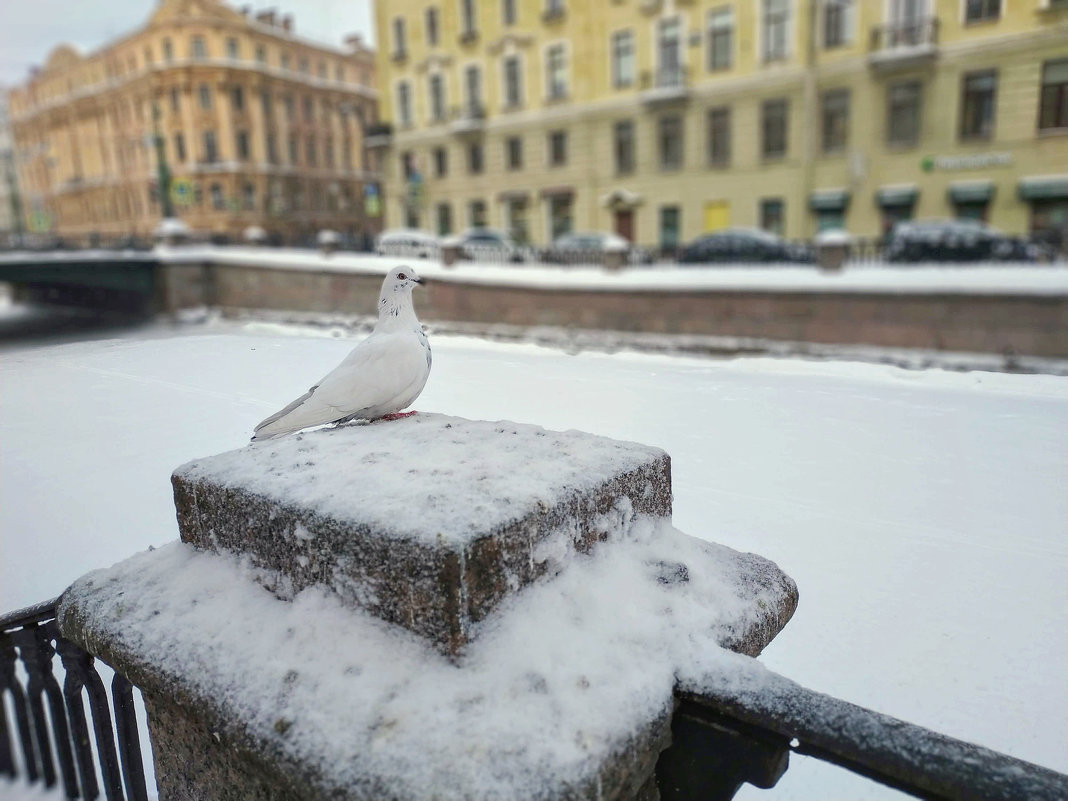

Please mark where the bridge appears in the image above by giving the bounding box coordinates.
[0,251,160,313]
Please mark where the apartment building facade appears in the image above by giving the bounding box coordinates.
[8,0,381,243]
[372,0,1068,248]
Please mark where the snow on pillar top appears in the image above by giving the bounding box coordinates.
[172,413,672,656]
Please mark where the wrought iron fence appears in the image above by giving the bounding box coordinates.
[1,598,149,800]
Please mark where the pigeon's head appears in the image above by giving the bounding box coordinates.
[385,265,424,294]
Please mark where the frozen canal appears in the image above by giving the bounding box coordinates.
[1,311,1065,800]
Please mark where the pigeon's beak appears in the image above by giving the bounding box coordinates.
[412,277,424,285]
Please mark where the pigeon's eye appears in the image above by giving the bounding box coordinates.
[398,273,407,280]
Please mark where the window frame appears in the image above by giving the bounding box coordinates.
[658,114,684,171]
[959,69,997,141]
[707,7,733,71]
[761,98,789,160]
[1038,59,1068,131]
[887,81,922,147]
[611,30,635,88]
[820,89,850,153]
[614,119,635,174]
[706,106,731,166]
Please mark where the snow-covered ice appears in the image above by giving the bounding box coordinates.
[1,315,1065,800]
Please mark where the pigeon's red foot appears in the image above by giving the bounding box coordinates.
[380,410,418,422]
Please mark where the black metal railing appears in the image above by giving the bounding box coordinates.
[1,598,150,800]
[870,16,940,51]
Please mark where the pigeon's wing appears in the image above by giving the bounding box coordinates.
[252,332,425,440]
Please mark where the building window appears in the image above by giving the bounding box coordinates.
[760,198,784,236]
[324,136,334,168]
[614,120,635,174]
[172,133,186,163]
[659,206,680,250]
[226,37,239,59]
[821,89,849,153]
[303,96,314,122]
[162,38,173,62]
[706,107,730,166]
[965,0,1001,23]
[170,86,181,112]
[469,199,487,227]
[317,60,326,78]
[762,99,788,159]
[657,17,682,84]
[547,130,568,166]
[191,36,206,60]
[546,44,567,100]
[823,0,853,48]
[464,65,482,113]
[502,0,517,25]
[707,8,732,71]
[299,56,309,73]
[267,134,278,164]
[658,115,684,170]
[436,202,452,235]
[611,30,635,88]
[231,86,244,112]
[426,8,440,46]
[283,95,294,120]
[887,81,922,146]
[503,56,523,107]
[195,84,211,110]
[763,0,790,62]
[960,71,997,140]
[243,182,255,210]
[433,146,448,177]
[306,137,318,166]
[468,141,483,174]
[1038,60,1068,131]
[255,44,266,63]
[462,0,478,37]
[281,52,291,70]
[429,74,446,122]
[288,135,298,165]
[506,136,523,170]
[392,18,407,58]
[210,183,224,209]
[236,130,250,159]
[397,82,412,127]
[545,0,565,16]
[549,194,573,239]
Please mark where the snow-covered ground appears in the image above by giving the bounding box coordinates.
[1,311,1065,800]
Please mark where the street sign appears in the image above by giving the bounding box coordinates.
[171,179,194,206]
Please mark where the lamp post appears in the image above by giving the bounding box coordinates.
[152,103,174,219]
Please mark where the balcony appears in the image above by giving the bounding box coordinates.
[868,17,939,72]
[448,104,486,135]
[640,66,689,105]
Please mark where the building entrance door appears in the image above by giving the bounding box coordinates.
[703,201,730,232]
[614,210,634,242]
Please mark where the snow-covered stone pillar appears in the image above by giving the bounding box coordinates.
[58,414,797,801]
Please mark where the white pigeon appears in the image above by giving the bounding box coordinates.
[251,266,431,440]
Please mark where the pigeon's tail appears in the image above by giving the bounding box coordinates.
[252,386,321,441]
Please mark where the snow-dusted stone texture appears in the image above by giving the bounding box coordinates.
[57,517,796,801]
[171,414,673,656]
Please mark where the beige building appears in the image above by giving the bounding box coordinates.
[0,90,18,241]
[372,0,1068,249]
[8,0,382,244]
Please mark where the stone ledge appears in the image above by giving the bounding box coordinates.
[172,414,672,657]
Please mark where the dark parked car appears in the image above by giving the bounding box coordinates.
[886,219,1041,263]
[678,228,811,264]
[456,228,527,262]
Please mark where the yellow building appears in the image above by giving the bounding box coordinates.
[8,0,381,244]
[372,0,1068,249]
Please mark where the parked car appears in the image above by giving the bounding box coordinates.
[678,228,810,264]
[456,228,527,263]
[542,231,652,265]
[885,219,1036,263]
[375,228,439,259]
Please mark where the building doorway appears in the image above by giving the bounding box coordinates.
[614,209,634,242]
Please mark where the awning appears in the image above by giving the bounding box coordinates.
[1017,175,1068,201]
[947,180,994,204]
[600,188,643,209]
[809,189,850,211]
[540,186,574,198]
[876,185,918,207]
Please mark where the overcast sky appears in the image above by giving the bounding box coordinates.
[0,0,375,86]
